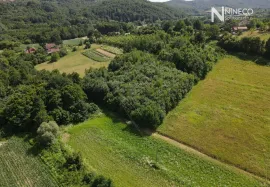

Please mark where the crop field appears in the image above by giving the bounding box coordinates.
[0,137,58,187]
[82,49,111,62]
[67,114,264,187]
[63,37,87,46]
[158,56,270,178]
[239,30,270,41]
[35,45,110,76]
[101,45,123,55]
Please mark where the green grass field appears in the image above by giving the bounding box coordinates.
[82,49,111,62]
[101,45,123,55]
[66,114,264,187]
[35,44,109,77]
[0,137,58,187]
[63,37,87,46]
[239,31,270,41]
[158,56,270,178]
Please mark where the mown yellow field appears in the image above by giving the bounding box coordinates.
[158,56,270,178]
[239,30,270,41]
[35,44,110,77]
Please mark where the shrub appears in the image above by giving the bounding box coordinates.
[50,52,60,62]
[37,121,59,146]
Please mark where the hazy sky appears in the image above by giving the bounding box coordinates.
[148,0,171,2]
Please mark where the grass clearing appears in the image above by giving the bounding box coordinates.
[63,37,86,46]
[158,56,270,178]
[101,45,123,55]
[19,43,40,50]
[35,44,110,77]
[239,31,270,41]
[0,137,58,187]
[67,114,264,187]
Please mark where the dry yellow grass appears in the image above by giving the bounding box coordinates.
[239,30,270,41]
[35,44,110,77]
[158,56,270,178]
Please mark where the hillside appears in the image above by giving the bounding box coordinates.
[166,0,270,11]
[158,56,270,178]
[90,0,184,22]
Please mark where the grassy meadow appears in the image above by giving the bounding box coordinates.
[63,37,87,46]
[35,44,110,77]
[158,56,270,178]
[66,114,264,187]
[0,137,58,187]
[239,30,270,41]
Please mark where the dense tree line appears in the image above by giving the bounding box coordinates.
[83,51,194,128]
[99,30,221,80]
[0,0,183,44]
[0,48,113,186]
[218,32,270,62]
[0,51,98,133]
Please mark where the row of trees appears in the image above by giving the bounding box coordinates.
[0,51,98,133]
[218,32,270,59]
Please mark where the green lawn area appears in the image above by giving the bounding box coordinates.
[19,43,41,50]
[239,30,270,41]
[158,56,270,178]
[67,114,264,187]
[63,37,87,46]
[0,137,58,187]
[35,44,109,77]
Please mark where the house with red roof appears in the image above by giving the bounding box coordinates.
[45,43,60,54]
[25,47,36,54]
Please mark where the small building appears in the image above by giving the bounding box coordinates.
[45,43,60,54]
[232,26,248,32]
[25,47,36,54]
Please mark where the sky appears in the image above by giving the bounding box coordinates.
[148,0,171,2]
[149,0,194,2]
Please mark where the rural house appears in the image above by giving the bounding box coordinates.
[45,43,60,54]
[25,47,36,54]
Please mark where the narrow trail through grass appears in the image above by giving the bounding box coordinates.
[147,131,270,185]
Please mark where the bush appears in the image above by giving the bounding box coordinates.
[59,48,68,57]
[37,121,59,146]
[72,47,77,52]
[50,52,60,62]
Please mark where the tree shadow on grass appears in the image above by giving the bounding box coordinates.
[231,52,270,66]
[101,109,150,137]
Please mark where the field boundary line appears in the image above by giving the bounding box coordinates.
[145,130,270,184]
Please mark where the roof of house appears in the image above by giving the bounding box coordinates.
[47,48,60,54]
[25,47,36,54]
[45,43,57,50]
[232,26,248,31]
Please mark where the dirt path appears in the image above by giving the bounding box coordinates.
[147,131,270,184]
[96,49,115,58]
